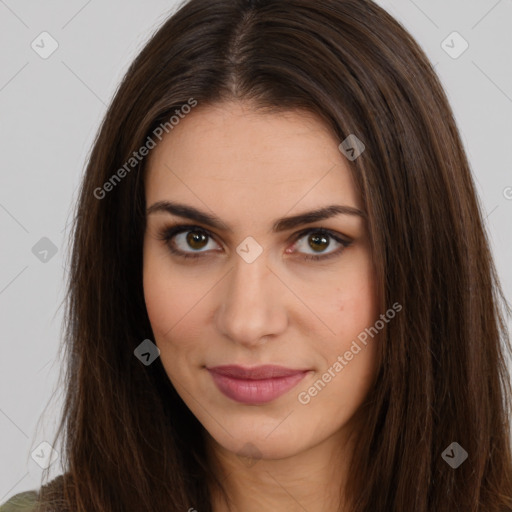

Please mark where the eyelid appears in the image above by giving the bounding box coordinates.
[156,223,352,260]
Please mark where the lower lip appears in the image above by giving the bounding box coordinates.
[208,370,309,405]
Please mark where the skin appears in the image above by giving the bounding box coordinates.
[143,100,380,512]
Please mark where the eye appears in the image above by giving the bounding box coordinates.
[290,228,352,261]
[156,224,352,261]
[157,225,220,259]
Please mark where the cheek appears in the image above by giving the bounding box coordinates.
[333,296,379,380]
[331,254,378,332]
[142,244,188,348]
[338,283,378,336]
[142,245,209,372]
[143,239,191,336]
[143,258,171,337]
[322,254,379,386]
[142,261,195,387]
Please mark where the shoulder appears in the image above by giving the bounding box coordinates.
[0,473,68,512]
[0,489,39,511]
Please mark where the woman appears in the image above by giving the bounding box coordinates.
[2,0,511,510]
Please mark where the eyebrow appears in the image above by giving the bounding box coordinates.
[146,200,366,233]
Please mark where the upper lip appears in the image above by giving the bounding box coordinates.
[207,364,309,380]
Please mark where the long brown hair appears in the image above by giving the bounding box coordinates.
[35,0,512,510]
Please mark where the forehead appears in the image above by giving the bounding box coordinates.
[144,101,363,223]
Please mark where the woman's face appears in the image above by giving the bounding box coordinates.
[143,100,379,461]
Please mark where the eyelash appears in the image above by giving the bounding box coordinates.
[156,224,352,262]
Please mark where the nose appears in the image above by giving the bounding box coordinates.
[215,251,288,348]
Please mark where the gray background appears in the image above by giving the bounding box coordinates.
[1,0,511,501]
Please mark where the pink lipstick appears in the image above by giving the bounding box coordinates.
[207,364,310,405]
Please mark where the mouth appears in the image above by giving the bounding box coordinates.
[206,365,311,405]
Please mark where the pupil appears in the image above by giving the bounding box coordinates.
[310,234,328,252]
[187,231,207,250]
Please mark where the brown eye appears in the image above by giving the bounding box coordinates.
[157,225,221,259]
[292,229,350,261]
[158,224,351,262]
[307,233,330,253]
[185,230,209,251]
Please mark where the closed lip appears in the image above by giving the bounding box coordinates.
[206,364,310,380]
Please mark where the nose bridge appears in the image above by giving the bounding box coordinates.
[216,249,286,345]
